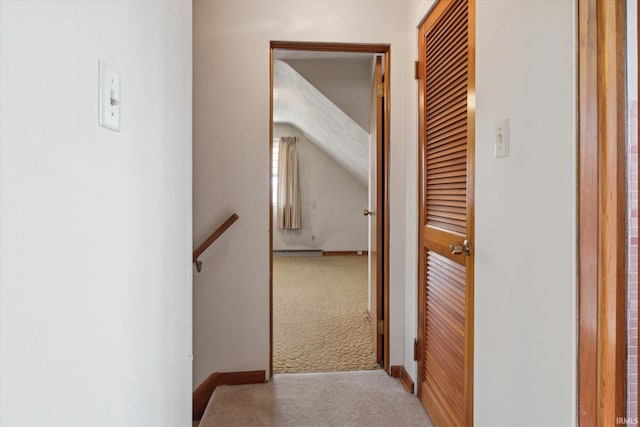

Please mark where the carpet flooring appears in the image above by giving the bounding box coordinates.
[200,370,434,427]
[272,256,377,374]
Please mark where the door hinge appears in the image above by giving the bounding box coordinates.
[377,82,384,98]
[377,320,385,334]
[414,61,419,80]
[413,338,419,361]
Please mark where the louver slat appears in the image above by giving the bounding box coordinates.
[424,250,466,426]
[424,0,468,236]
[426,100,468,135]
[427,0,467,53]
[427,84,467,121]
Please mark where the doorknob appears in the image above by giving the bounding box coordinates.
[364,209,373,216]
[450,239,472,256]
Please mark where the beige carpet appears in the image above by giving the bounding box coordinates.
[200,370,434,427]
[273,256,377,373]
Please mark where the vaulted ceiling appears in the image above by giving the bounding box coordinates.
[272,53,375,185]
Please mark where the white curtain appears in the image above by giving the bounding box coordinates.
[277,136,301,230]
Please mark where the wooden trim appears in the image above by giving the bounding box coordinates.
[269,41,391,377]
[417,0,427,407]
[578,0,628,425]
[596,0,627,423]
[390,365,415,394]
[271,41,390,54]
[269,45,274,379]
[192,370,265,420]
[465,1,476,424]
[375,55,385,367]
[193,213,239,262]
[578,2,599,424]
[322,251,368,256]
[383,43,391,374]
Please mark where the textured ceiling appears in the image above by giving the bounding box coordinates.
[273,59,370,185]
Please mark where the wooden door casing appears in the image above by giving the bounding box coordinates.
[269,41,392,377]
[577,1,629,424]
[417,0,475,426]
[369,56,385,365]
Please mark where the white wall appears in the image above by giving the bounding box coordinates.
[474,3,576,425]
[405,1,576,426]
[272,124,368,252]
[403,0,435,398]
[0,2,193,426]
[193,0,409,385]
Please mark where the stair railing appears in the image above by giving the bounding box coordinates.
[193,213,239,272]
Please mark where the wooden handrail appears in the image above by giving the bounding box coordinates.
[193,213,239,269]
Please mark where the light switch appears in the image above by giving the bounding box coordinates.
[99,60,121,132]
[494,118,509,158]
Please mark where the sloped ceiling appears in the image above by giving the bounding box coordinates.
[283,56,374,131]
[272,59,371,185]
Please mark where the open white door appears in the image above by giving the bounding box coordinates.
[368,56,384,366]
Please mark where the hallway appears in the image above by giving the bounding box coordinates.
[199,370,432,427]
[0,1,581,426]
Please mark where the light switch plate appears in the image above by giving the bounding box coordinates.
[99,60,121,132]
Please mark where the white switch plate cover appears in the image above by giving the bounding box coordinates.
[99,60,121,132]
[494,118,509,158]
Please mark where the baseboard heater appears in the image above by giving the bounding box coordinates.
[273,250,323,257]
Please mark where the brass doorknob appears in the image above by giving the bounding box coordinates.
[364,209,373,216]
[450,239,472,256]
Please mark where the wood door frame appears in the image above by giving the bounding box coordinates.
[416,0,475,424]
[373,55,385,366]
[268,41,391,377]
[577,0,628,425]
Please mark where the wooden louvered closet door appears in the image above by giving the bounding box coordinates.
[417,0,475,426]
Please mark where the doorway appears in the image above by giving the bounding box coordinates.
[269,42,391,377]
